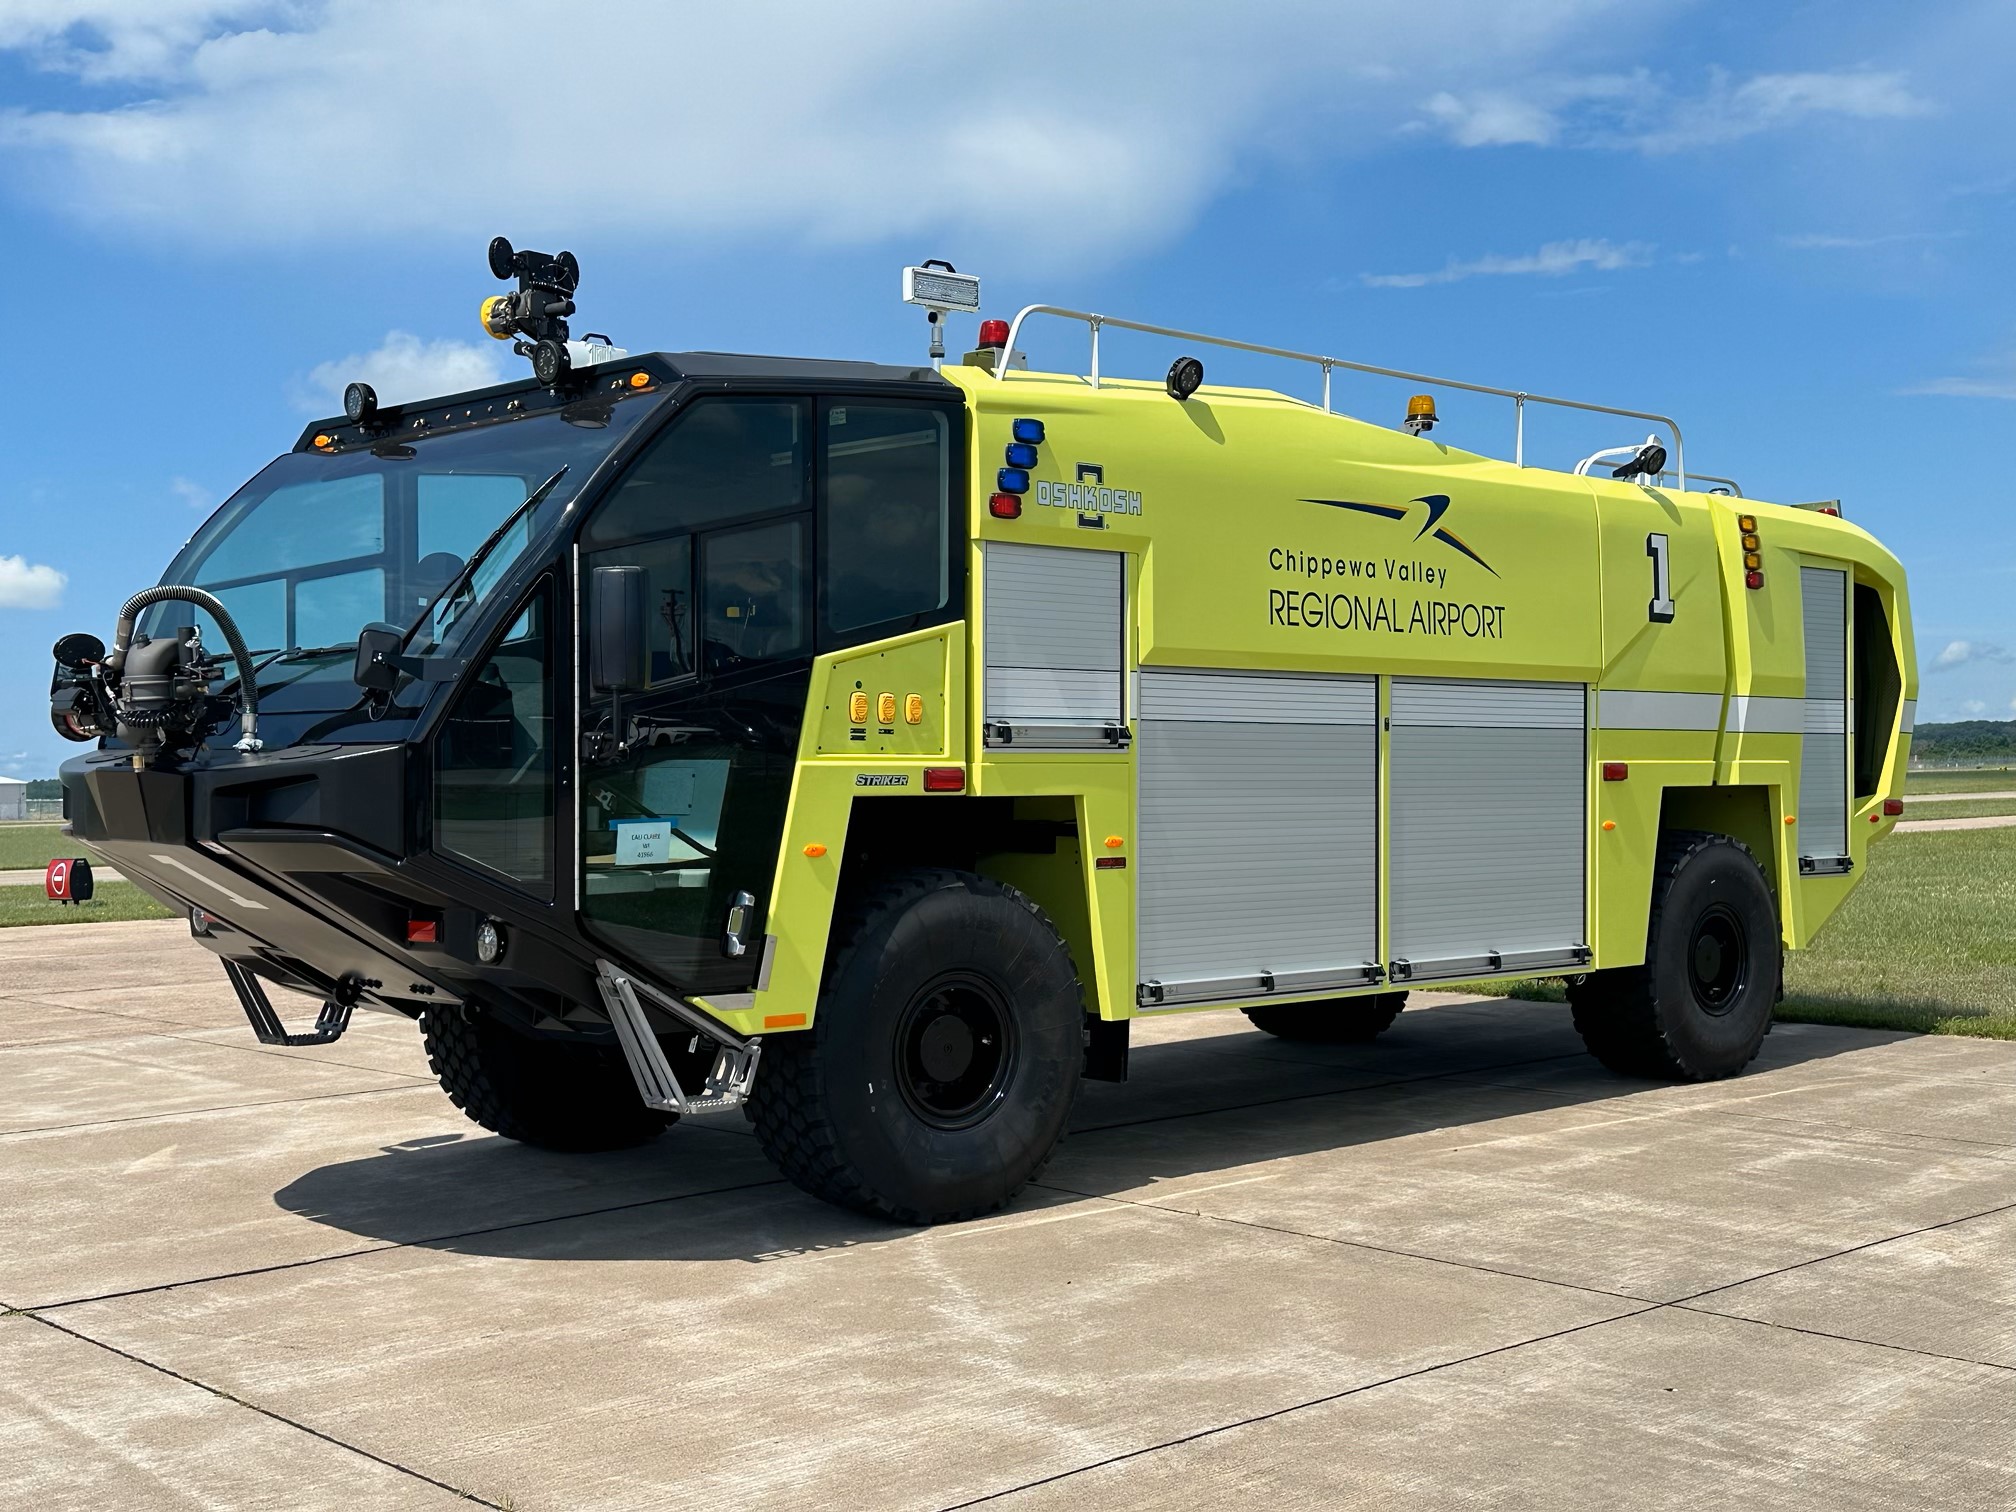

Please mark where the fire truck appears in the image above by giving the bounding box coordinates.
[50,244,1917,1223]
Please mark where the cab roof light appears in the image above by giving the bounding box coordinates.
[1012,418,1045,444]
[989,492,1022,519]
[997,467,1030,494]
[978,318,1010,349]
[1004,442,1039,469]
[1403,393,1437,435]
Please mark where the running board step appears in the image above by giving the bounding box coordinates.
[594,960,762,1117]
[223,959,355,1046]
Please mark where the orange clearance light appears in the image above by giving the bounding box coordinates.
[1602,820,1617,832]
[628,371,651,389]
[989,492,1023,519]
[763,1012,808,1030]
[1740,533,1761,551]
[803,843,827,858]
[1744,552,1762,570]
[312,433,334,450]
[876,692,897,725]
[847,691,869,724]
[923,767,965,792]
[1883,798,1905,816]
[1104,835,1125,848]
[1602,762,1629,782]
[904,694,924,725]
[1784,814,1797,825]
[1738,514,1757,532]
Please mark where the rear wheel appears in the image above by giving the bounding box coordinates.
[1568,830,1779,1081]
[1243,992,1408,1044]
[749,869,1084,1224]
[422,1006,671,1152]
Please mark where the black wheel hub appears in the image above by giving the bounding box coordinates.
[1688,903,1748,1016]
[894,974,1015,1129]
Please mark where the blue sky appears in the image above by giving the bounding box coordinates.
[2,0,2013,777]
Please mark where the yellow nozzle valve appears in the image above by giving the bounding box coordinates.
[479,295,514,340]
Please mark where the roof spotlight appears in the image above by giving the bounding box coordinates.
[343,381,378,424]
[1166,355,1204,401]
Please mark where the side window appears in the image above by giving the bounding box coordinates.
[703,519,808,670]
[586,399,806,548]
[820,404,951,640]
[434,583,555,893]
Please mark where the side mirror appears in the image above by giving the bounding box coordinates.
[353,622,406,692]
[590,565,647,693]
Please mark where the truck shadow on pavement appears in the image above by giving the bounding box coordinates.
[272,1000,1894,1266]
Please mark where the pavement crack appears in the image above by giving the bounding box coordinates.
[23,1311,507,1508]
[1667,1302,2016,1374]
[0,1082,430,1140]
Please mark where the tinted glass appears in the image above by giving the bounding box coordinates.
[702,519,808,671]
[587,535,695,685]
[822,405,949,634]
[587,399,806,548]
[434,584,555,892]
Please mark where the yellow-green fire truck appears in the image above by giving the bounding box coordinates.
[51,247,1916,1224]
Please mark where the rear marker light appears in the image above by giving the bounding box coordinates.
[407,919,438,944]
[1602,762,1629,782]
[989,492,1022,519]
[923,767,965,792]
[1746,569,1765,590]
[1883,798,1905,816]
[1012,418,1045,444]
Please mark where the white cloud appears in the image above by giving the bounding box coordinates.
[1777,230,1956,250]
[1420,66,1929,155]
[0,1,1629,262]
[298,331,508,413]
[1962,699,1989,715]
[1904,356,2016,401]
[1932,639,2013,670]
[169,475,211,510]
[1362,237,1653,289]
[0,555,67,610]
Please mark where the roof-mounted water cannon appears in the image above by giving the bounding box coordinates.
[902,260,981,368]
[479,236,626,387]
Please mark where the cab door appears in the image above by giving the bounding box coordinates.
[576,397,814,994]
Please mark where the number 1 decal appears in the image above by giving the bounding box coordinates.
[1646,533,1676,623]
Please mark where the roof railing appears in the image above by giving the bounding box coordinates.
[992,304,1688,491]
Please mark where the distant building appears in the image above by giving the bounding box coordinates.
[0,777,25,822]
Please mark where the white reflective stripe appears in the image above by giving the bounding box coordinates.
[1597,690,1722,731]
[1729,695,1806,734]
[1899,698,1917,735]
[1804,699,1845,735]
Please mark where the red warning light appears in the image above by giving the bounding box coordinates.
[978,319,1010,348]
[989,493,1022,519]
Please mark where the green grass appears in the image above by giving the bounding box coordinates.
[1905,768,2016,795]
[0,882,176,927]
[1442,826,2016,1041]
[0,823,73,871]
[1895,797,2016,822]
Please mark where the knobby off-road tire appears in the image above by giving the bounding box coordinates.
[1567,829,1780,1081]
[421,1006,671,1152]
[749,868,1085,1225]
[1243,992,1409,1044]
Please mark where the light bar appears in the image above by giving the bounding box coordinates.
[902,266,982,314]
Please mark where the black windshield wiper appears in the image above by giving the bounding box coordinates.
[410,465,569,642]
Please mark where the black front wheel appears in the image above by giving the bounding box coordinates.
[1568,830,1780,1081]
[749,869,1085,1224]
[422,1007,672,1152]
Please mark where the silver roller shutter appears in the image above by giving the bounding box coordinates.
[1137,669,1379,1008]
[1798,566,1850,872]
[1389,677,1589,983]
[982,542,1127,750]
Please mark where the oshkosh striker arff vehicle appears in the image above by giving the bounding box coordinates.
[50,244,1917,1223]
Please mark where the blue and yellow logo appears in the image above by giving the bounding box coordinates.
[1303,494,1497,576]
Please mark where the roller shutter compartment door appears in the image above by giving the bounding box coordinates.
[1388,678,1589,983]
[982,542,1127,751]
[1137,669,1379,1008]
[1799,566,1850,873]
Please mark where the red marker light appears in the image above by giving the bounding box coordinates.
[1602,762,1629,782]
[406,919,439,944]
[1883,798,1904,816]
[923,767,966,792]
[978,318,1010,348]
[1745,569,1765,590]
[989,492,1022,519]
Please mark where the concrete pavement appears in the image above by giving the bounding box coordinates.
[0,920,2011,1510]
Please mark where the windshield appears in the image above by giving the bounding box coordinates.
[141,393,661,662]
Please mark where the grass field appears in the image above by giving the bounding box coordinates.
[1906,767,2016,794]
[0,881,176,927]
[1896,797,2016,821]
[0,823,73,871]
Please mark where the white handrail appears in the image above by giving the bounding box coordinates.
[992,304,1689,491]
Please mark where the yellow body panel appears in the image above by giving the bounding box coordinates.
[709,363,1916,1036]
